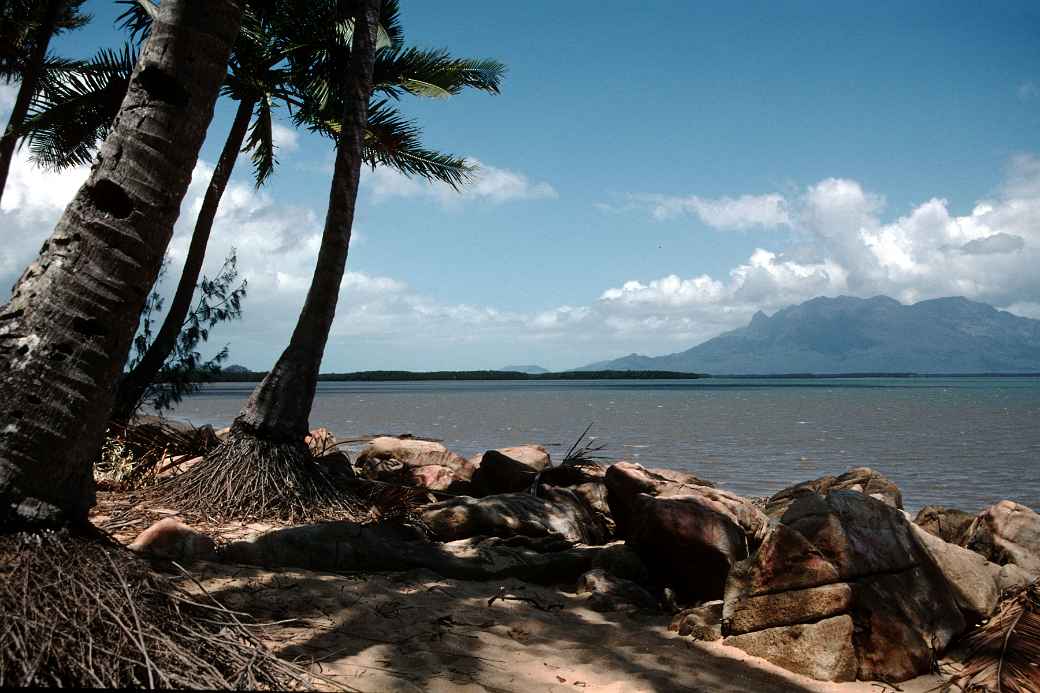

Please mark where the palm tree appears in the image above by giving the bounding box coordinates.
[20,0,503,423]
[160,0,505,521]
[0,0,87,204]
[0,0,242,529]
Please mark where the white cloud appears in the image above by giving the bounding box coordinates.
[270,122,299,153]
[365,157,557,206]
[1018,81,1039,101]
[626,192,792,230]
[0,82,16,112]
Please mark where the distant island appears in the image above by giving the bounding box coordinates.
[213,369,707,382]
[500,364,549,374]
[576,295,1040,375]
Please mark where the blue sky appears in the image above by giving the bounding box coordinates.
[3,1,1040,370]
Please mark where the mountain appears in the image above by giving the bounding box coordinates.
[501,364,549,374]
[575,295,1040,375]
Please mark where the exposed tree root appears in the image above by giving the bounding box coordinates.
[0,528,311,689]
[153,428,386,524]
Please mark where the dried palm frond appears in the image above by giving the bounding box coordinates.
[562,423,609,465]
[942,580,1040,693]
[98,418,222,489]
[0,529,312,689]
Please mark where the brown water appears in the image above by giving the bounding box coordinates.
[164,377,1040,513]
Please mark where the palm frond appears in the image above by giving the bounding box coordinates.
[244,95,276,187]
[942,581,1040,693]
[374,48,505,99]
[22,44,136,169]
[115,0,157,45]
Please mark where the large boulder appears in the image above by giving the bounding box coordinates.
[723,491,966,683]
[909,523,1000,620]
[356,436,474,492]
[470,445,551,495]
[962,500,1040,576]
[764,467,902,519]
[420,487,609,545]
[603,461,715,537]
[540,461,614,534]
[670,600,723,641]
[914,505,976,545]
[575,568,658,612]
[219,521,605,584]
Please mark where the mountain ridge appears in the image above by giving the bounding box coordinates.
[574,295,1040,374]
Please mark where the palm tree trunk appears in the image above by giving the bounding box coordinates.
[0,0,62,206]
[232,0,380,443]
[0,0,242,530]
[112,96,256,423]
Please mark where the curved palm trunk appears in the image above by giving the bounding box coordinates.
[112,96,256,423]
[232,0,380,443]
[0,0,242,530]
[0,0,61,206]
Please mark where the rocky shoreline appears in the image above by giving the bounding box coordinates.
[126,428,1040,687]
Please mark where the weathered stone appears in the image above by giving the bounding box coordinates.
[219,521,604,584]
[671,600,723,640]
[604,461,714,536]
[725,492,967,683]
[470,445,551,495]
[963,500,1040,576]
[915,505,975,545]
[420,488,609,545]
[576,568,658,612]
[540,461,614,533]
[765,467,902,519]
[911,523,1000,619]
[724,615,858,682]
[356,436,474,491]
[993,562,1034,592]
[128,518,216,562]
[724,583,852,636]
[591,542,650,584]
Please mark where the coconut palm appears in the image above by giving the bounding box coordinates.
[0,0,87,204]
[159,0,504,521]
[0,0,242,529]
[20,0,503,422]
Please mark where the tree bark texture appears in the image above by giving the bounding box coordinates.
[0,0,243,529]
[233,0,381,443]
[0,0,61,206]
[112,96,256,423]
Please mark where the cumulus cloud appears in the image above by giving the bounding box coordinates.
[270,122,299,153]
[365,157,557,206]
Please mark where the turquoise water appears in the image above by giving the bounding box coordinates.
[165,377,1040,513]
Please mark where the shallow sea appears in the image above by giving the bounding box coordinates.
[164,377,1040,513]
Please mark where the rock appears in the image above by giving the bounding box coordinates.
[540,461,614,534]
[219,521,605,584]
[962,500,1040,576]
[915,505,976,545]
[724,491,966,683]
[606,462,767,601]
[910,523,1000,620]
[591,542,650,584]
[304,427,337,456]
[764,467,902,519]
[356,436,474,492]
[470,445,551,495]
[671,600,723,640]
[994,563,1034,592]
[128,518,217,562]
[421,488,609,545]
[315,450,355,480]
[724,583,852,635]
[576,568,658,612]
[604,462,715,537]
[724,615,858,682]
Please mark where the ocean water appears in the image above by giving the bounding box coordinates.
[164,377,1040,514]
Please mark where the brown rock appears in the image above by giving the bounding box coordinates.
[541,461,614,534]
[576,568,658,612]
[470,445,551,495]
[765,467,902,519]
[724,615,858,682]
[963,500,1040,576]
[356,436,473,491]
[671,600,723,640]
[421,488,609,545]
[604,461,715,537]
[724,583,852,636]
[128,518,216,562]
[914,505,975,545]
[910,523,1000,620]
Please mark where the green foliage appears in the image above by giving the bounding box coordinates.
[0,0,90,81]
[127,251,248,416]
